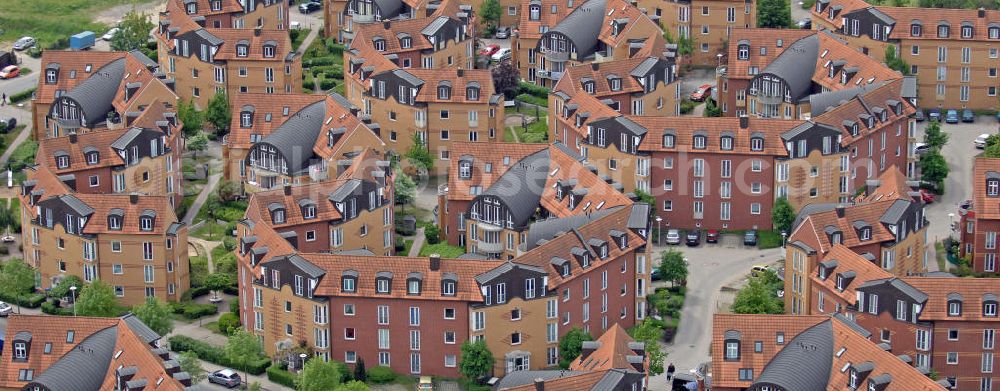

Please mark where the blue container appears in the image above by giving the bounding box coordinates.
[70,31,96,50]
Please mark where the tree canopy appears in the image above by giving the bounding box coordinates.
[630,319,666,375]
[657,249,688,287]
[558,327,593,368]
[133,297,174,336]
[771,197,795,233]
[76,280,121,317]
[480,0,502,28]
[177,99,204,138]
[394,173,417,211]
[178,351,207,384]
[923,120,948,149]
[0,259,35,313]
[984,134,1000,158]
[187,132,209,157]
[296,359,343,391]
[49,275,83,300]
[459,339,495,381]
[491,62,519,99]
[732,271,784,314]
[757,0,792,28]
[111,9,155,52]
[205,92,232,133]
[405,133,434,172]
[225,329,264,379]
[919,150,949,187]
[883,45,910,75]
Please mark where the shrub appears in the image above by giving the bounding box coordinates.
[222,236,237,251]
[367,366,397,384]
[168,301,218,319]
[41,300,72,315]
[9,88,35,104]
[0,292,45,308]
[517,82,550,99]
[169,335,271,375]
[217,312,241,335]
[267,365,297,387]
[424,224,441,244]
[306,57,338,67]
[319,78,338,90]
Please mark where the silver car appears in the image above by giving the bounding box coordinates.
[665,229,681,245]
[0,301,13,317]
[12,37,35,51]
[208,369,241,388]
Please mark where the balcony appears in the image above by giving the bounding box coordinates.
[537,70,563,80]
[542,49,569,62]
[477,221,503,232]
[308,164,328,181]
[477,239,503,254]
[755,93,785,106]
[352,13,375,23]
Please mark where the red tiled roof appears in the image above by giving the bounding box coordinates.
[827,318,946,390]
[36,51,127,106]
[501,371,608,391]
[406,68,497,104]
[811,244,893,304]
[539,144,632,218]
[877,6,1000,40]
[227,93,327,150]
[98,318,188,390]
[811,0,874,29]
[726,29,816,80]
[903,277,1000,322]
[598,0,660,47]
[245,180,349,228]
[569,323,642,372]
[446,142,548,202]
[36,130,128,173]
[789,199,899,254]
[558,57,649,97]
[861,166,915,203]
[75,193,180,235]
[811,79,915,146]
[168,0,243,16]
[517,0,575,40]
[635,116,799,156]
[210,29,294,61]
[353,18,435,54]
[711,314,829,389]
[809,33,902,94]
[0,315,120,389]
[972,157,1000,220]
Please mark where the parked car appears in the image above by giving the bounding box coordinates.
[208,369,242,388]
[0,117,17,132]
[0,301,11,317]
[495,26,511,39]
[797,18,812,29]
[690,84,713,102]
[102,27,120,41]
[913,142,931,155]
[927,108,941,122]
[685,230,701,246]
[479,44,499,56]
[418,376,434,390]
[491,47,511,61]
[975,133,991,149]
[945,109,960,124]
[919,189,935,203]
[650,269,662,281]
[298,1,321,13]
[0,65,19,79]
[913,110,926,122]
[743,230,758,246]
[706,229,720,243]
[751,265,771,277]
[665,229,681,245]
[962,109,975,123]
[12,37,35,51]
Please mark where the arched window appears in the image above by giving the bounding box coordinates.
[529,4,540,20]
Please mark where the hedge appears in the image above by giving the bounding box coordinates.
[0,292,45,308]
[517,82,550,99]
[266,366,297,388]
[168,335,271,375]
[305,57,339,67]
[41,300,73,316]
[9,88,35,104]
[367,366,397,384]
[319,78,338,90]
[168,301,218,319]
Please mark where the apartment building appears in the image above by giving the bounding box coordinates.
[715,29,814,117]
[36,100,185,208]
[960,157,1000,274]
[643,0,757,66]
[515,0,666,87]
[156,0,301,108]
[226,92,386,192]
[33,50,177,141]
[813,0,1000,110]
[168,0,289,30]
[344,38,504,163]
[437,142,633,259]
[19,165,190,306]
[351,8,476,70]
[785,168,928,315]
[0,314,194,391]
[492,324,648,390]
[711,313,948,390]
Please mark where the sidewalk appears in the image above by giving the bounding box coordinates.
[407,227,425,256]
[184,173,222,225]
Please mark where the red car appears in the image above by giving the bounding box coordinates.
[919,189,935,203]
[706,229,720,243]
[479,44,499,56]
[690,84,713,102]
[0,65,20,79]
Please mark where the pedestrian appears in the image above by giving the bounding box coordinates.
[667,363,676,380]
[1,93,6,106]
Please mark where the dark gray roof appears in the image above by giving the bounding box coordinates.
[791,202,840,231]
[947,292,963,301]
[627,203,650,230]
[456,253,488,260]
[789,241,815,253]
[64,58,126,127]
[985,293,999,301]
[552,141,583,161]
[761,34,819,100]
[819,259,838,269]
[374,0,404,18]
[809,83,882,115]
[122,313,160,344]
[723,330,741,339]
[630,57,659,77]
[267,202,284,212]
[852,220,868,229]
[407,271,423,280]
[901,76,917,99]
[391,69,425,86]
[475,262,546,284]
[879,199,911,225]
[854,361,875,373]
[591,369,628,389]
[60,194,95,216]
[285,254,327,278]
[13,331,32,341]
[608,116,647,136]
[258,100,327,175]
[752,320,833,391]
[329,179,362,203]
[493,370,587,389]
[522,208,619,251]
[329,249,376,256]
[481,149,550,228]
[421,16,450,36]
[376,271,393,279]
[30,326,118,391]
[548,0,607,58]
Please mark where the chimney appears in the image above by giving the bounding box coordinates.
[835,205,845,218]
[457,68,464,77]
[533,378,545,391]
[129,193,139,204]
[739,115,749,129]
[591,62,599,71]
[254,26,262,36]
[283,184,292,196]
[429,253,441,271]
[69,132,78,144]
[979,7,986,17]
[384,21,391,29]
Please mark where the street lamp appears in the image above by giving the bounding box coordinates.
[299,353,308,372]
[781,231,788,248]
[716,53,723,67]
[69,285,77,316]
[655,216,663,245]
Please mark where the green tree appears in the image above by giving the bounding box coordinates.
[919,150,950,188]
[757,0,792,28]
[732,273,784,314]
[394,173,417,212]
[657,249,688,287]
[923,120,948,149]
[353,357,367,382]
[76,280,120,317]
[132,297,174,336]
[0,259,36,314]
[204,92,232,134]
[217,179,242,202]
[771,197,796,233]
[480,0,502,29]
[334,381,370,391]
[111,9,155,52]
[178,99,204,138]
[296,358,343,391]
[225,329,263,383]
[704,99,723,117]
[884,45,910,75]
[49,275,83,300]
[630,319,666,376]
[459,340,495,381]
[0,204,16,233]
[205,272,233,301]
[405,133,434,172]
[984,134,1000,158]
[178,351,207,384]
[558,328,593,368]
[187,132,209,157]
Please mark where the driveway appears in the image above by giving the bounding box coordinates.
[646,239,784,390]
[0,51,40,100]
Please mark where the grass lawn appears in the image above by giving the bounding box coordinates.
[291,28,310,51]
[757,230,784,249]
[503,127,517,142]
[0,0,156,48]
[201,321,228,336]
[935,241,948,271]
[510,115,548,143]
[419,243,466,258]
[0,125,26,159]
[191,220,228,241]
[399,239,414,256]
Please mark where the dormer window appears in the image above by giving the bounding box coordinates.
[841,71,849,84]
[373,39,386,51]
[990,27,1000,39]
[376,272,392,294]
[961,25,973,39]
[459,161,472,178]
[562,263,570,276]
[303,205,316,219]
[341,270,358,292]
[56,154,69,169]
[211,0,222,10]
[737,45,749,60]
[86,152,99,165]
[849,368,858,388]
[818,266,827,280]
[720,136,734,150]
[466,86,480,100]
[46,69,57,84]
[407,272,423,295]
[400,36,412,48]
[750,137,764,151]
[832,232,842,244]
[609,77,621,91]
[693,135,707,149]
[263,44,276,58]
[984,295,998,317]
[241,112,252,128]
[851,124,859,136]
[442,273,457,296]
[438,85,451,99]
[140,214,154,231]
[911,23,922,37]
[271,206,285,224]
[860,227,871,241]
[938,24,950,38]
[236,44,249,57]
[186,3,197,14]
[988,179,999,196]
[583,81,595,94]
[530,4,540,20]
[947,293,962,316]
[724,330,741,360]
[663,134,675,148]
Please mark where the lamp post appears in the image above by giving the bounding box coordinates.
[69,285,77,316]
[655,216,663,245]
[299,353,308,372]
[781,231,788,248]
[716,53,723,67]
